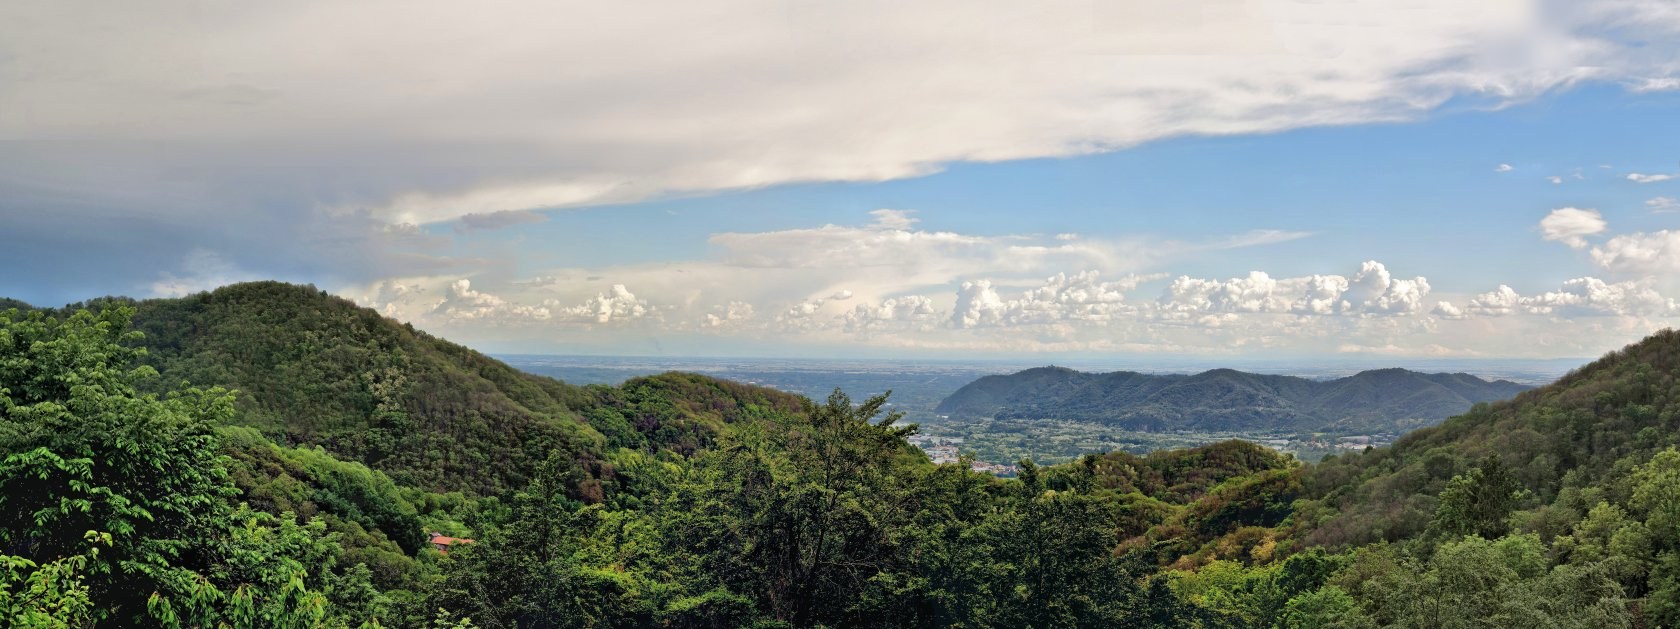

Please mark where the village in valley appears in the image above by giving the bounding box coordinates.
[906,434,1020,476]
[907,423,1396,474]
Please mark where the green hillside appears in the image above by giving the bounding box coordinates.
[1302,329,1680,548]
[5,285,1679,627]
[45,282,804,497]
[938,365,1531,433]
[110,282,600,495]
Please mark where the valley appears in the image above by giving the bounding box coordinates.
[504,353,1568,469]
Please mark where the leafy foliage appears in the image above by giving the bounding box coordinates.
[0,305,377,626]
[8,285,1680,626]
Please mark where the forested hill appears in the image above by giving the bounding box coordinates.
[1300,327,1680,548]
[937,365,1531,432]
[9,285,1680,627]
[65,282,806,494]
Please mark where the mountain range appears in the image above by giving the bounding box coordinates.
[936,365,1533,433]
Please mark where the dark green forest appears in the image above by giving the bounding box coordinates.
[4,282,1680,627]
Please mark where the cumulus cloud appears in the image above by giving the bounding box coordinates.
[951,271,1148,328]
[703,301,755,328]
[558,285,654,324]
[1291,275,1352,315]
[1535,209,1680,275]
[339,250,1680,358]
[1156,261,1430,317]
[1591,230,1680,274]
[432,279,552,322]
[775,298,832,332]
[843,295,941,332]
[1462,279,1677,317]
[1161,272,1291,316]
[1344,261,1432,314]
[407,277,653,324]
[1525,278,1677,316]
[1539,207,1608,248]
[1628,172,1677,183]
[1465,285,1522,316]
[952,280,1007,329]
[1495,163,1514,173]
[1648,196,1680,212]
[1548,176,1565,184]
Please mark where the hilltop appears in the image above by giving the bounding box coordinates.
[58,282,805,495]
[937,365,1531,433]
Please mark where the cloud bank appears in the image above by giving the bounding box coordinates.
[5,0,1680,302]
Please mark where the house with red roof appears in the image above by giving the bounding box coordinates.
[428,532,475,554]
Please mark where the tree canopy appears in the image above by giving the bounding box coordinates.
[5,284,1680,626]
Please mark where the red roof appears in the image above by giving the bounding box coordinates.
[429,533,475,553]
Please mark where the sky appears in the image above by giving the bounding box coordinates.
[3,0,1680,360]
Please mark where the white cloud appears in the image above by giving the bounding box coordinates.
[1628,172,1677,183]
[327,205,1680,357]
[1157,261,1430,317]
[1631,77,1680,92]
[5,0,1679,230]
[1548,176,1565,184]
[432,279,552,322]
[867,209,918,231]
[558,284,654,324]
[703,209,1305,305]
[1648,196,1680,212]
[952,280,1007,329]
[1495,163,1514,173]
[1161,272,1291,316]
[1344,261,1432,314]
[1291,275,1351,315]
[1534,209,1680,275]
[843,295,941,332]
[1462,278,1677,317]
[1466,285,1522,316]
[950,271,1149,328]
[1524,278,1677,317]
[340,254,1680,358]
[775,298,831,332]
[1591,230,1680,274]
[703,301,755,328]
[1538,207,1607,248]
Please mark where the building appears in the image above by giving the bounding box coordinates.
[428,532,475,554]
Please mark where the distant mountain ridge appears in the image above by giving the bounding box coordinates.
[935,365,1533,432]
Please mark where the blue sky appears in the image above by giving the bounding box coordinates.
[3,1,1679,360]
[441,83,1679,296]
